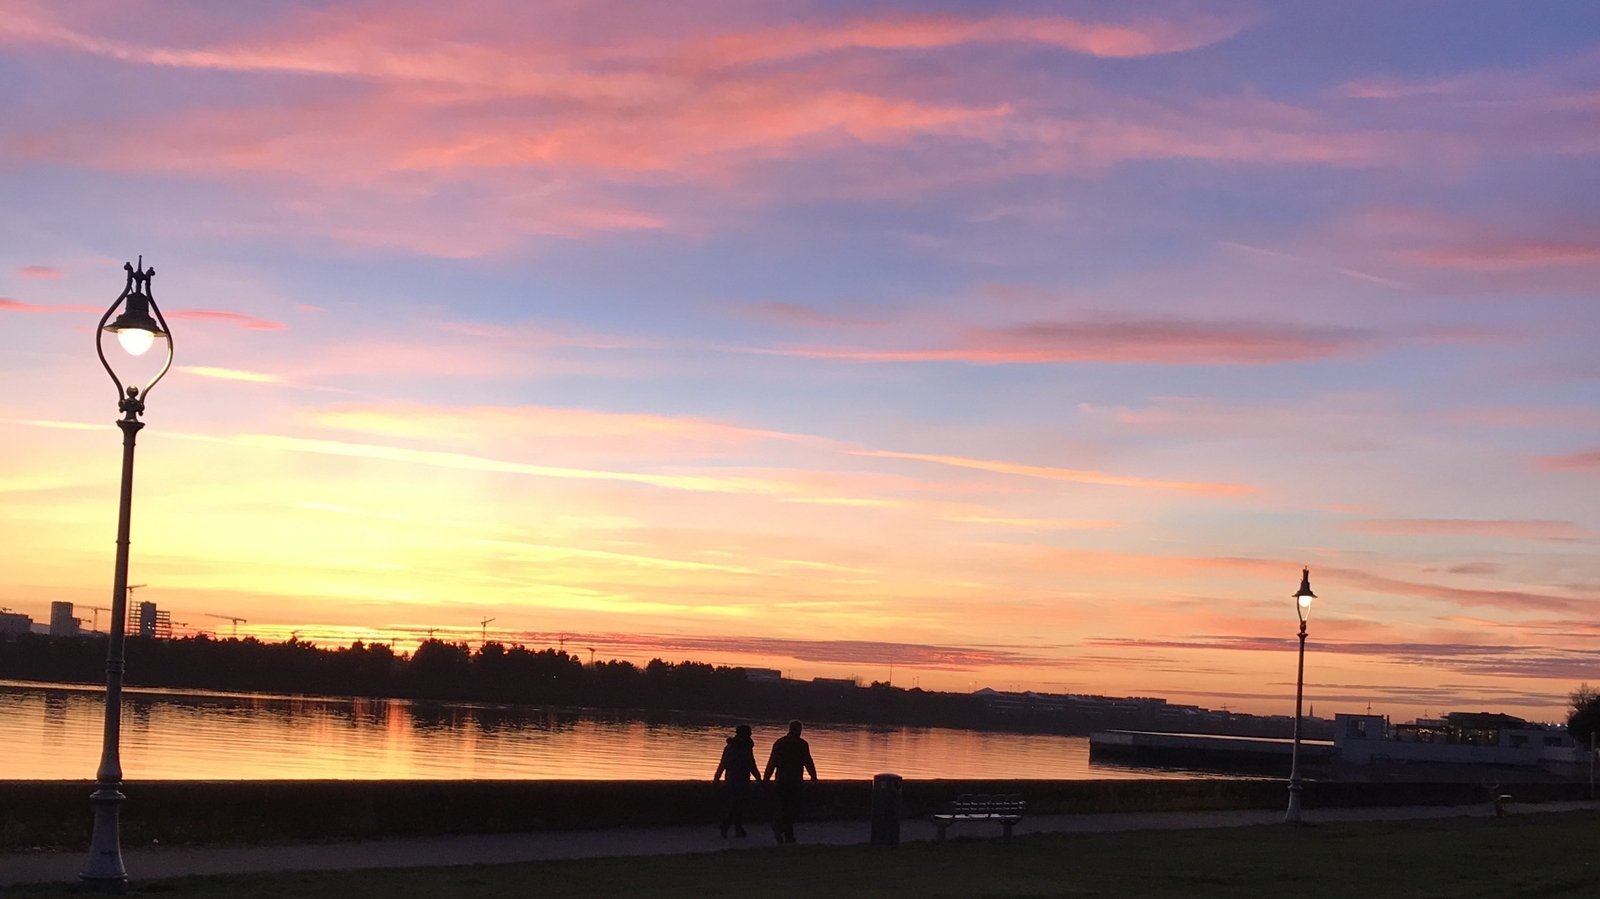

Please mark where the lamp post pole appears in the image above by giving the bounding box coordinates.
[82,260,173,889]
[1285,567,1316,824]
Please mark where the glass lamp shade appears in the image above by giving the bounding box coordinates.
[103,289,167,357]
[1294,567,1316,623]
[114,327,156,356]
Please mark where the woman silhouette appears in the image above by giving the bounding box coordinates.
[713,724,759,837]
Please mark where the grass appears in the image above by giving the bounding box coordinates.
[10,811,1599,899]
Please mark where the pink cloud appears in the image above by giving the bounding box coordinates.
[677,12,1252,69]
[1313,206,1600,296]
[17,265,62,279]
[178,366,281,384]
[761,318,1371,366]
[1115,555,1592,616]
[1325,566,1587,614]
[7,4,1250,83]
[1538,450,1600,473]
[1399,241,1600,270]
[1087,634,1597,682]
[1441,406,1600,429]
[734,302,887,330]
[857,449,1255,497]
[0,297,96,314]
[1343,519,1593,542]
[0,2,1571,264]
[165,309,286,331]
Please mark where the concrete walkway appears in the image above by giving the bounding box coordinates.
[4,800,1597,887]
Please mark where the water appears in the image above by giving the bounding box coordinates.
[0,680,1206,781]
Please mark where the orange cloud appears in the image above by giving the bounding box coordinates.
[18,265,62,279]
[161,429,906,509]
[311,403,826,457]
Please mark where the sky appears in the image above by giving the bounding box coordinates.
[2,0,1597,723]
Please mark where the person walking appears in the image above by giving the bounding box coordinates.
[762,719,817,844]
[713,724,759,838]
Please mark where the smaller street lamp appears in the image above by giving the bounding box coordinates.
[1285,567,1316,824]
[82,259,174,888]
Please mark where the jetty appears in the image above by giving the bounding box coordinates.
[1090,729,1335,774]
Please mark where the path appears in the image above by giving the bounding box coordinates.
[4,799,1596,887]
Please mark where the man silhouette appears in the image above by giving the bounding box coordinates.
[762,719,817,844]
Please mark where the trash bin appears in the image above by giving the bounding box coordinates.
[870,772,903,847]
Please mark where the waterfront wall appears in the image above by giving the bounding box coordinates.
[2,778,1592,851]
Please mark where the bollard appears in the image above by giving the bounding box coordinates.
[870,772,903,847]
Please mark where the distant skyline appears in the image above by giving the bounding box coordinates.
[2,1,1597,722]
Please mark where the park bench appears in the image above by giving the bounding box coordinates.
[930,793,1025,840]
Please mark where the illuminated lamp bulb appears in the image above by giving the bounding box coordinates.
[115,327,156,356]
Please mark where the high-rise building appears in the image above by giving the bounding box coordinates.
[137,600,172,638]
[49,601,80,637]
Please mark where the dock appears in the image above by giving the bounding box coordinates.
[1090,730,1336,774]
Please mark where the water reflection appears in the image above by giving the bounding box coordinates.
[0,680,1216,782]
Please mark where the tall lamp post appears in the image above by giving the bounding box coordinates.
[82,259,173,888]
[1285,566,1316,824]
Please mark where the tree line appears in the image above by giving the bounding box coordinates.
[0,632,999,730]
[15,632,1587,741]
[0,631,1306,737]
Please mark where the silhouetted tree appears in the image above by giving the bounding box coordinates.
[407,640,472,699]
[1568,683,1600,747]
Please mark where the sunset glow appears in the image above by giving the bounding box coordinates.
[2,1,1597,722]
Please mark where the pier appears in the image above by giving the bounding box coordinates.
[1090,730,1336,774]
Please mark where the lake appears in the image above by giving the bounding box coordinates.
[0,679,1211,781]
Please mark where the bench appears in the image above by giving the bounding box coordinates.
[930,793,1025,840]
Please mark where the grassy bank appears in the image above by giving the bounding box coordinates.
[4,778,1590,851]
[9,809,1600,898]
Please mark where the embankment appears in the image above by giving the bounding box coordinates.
[3,778,1591,852]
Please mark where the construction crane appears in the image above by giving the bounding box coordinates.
[479,617,496,647]
[204,613,248,638]
[87,606,111,633]
[120,585,150,636]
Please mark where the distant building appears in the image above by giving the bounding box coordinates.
[137,601,172,639]
[740,667,783,682]
[0,610,33,635]
[49,602,80,637]
[811,676,859,688]
[1334,712,1581,768]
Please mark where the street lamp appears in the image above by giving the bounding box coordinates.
[82,259,173,888]
[1285,566,1316,824]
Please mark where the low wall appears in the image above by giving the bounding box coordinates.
[2,778,1592,852]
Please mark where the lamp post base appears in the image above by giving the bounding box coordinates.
[82,786,128,890]
[1284,780,1304,824]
